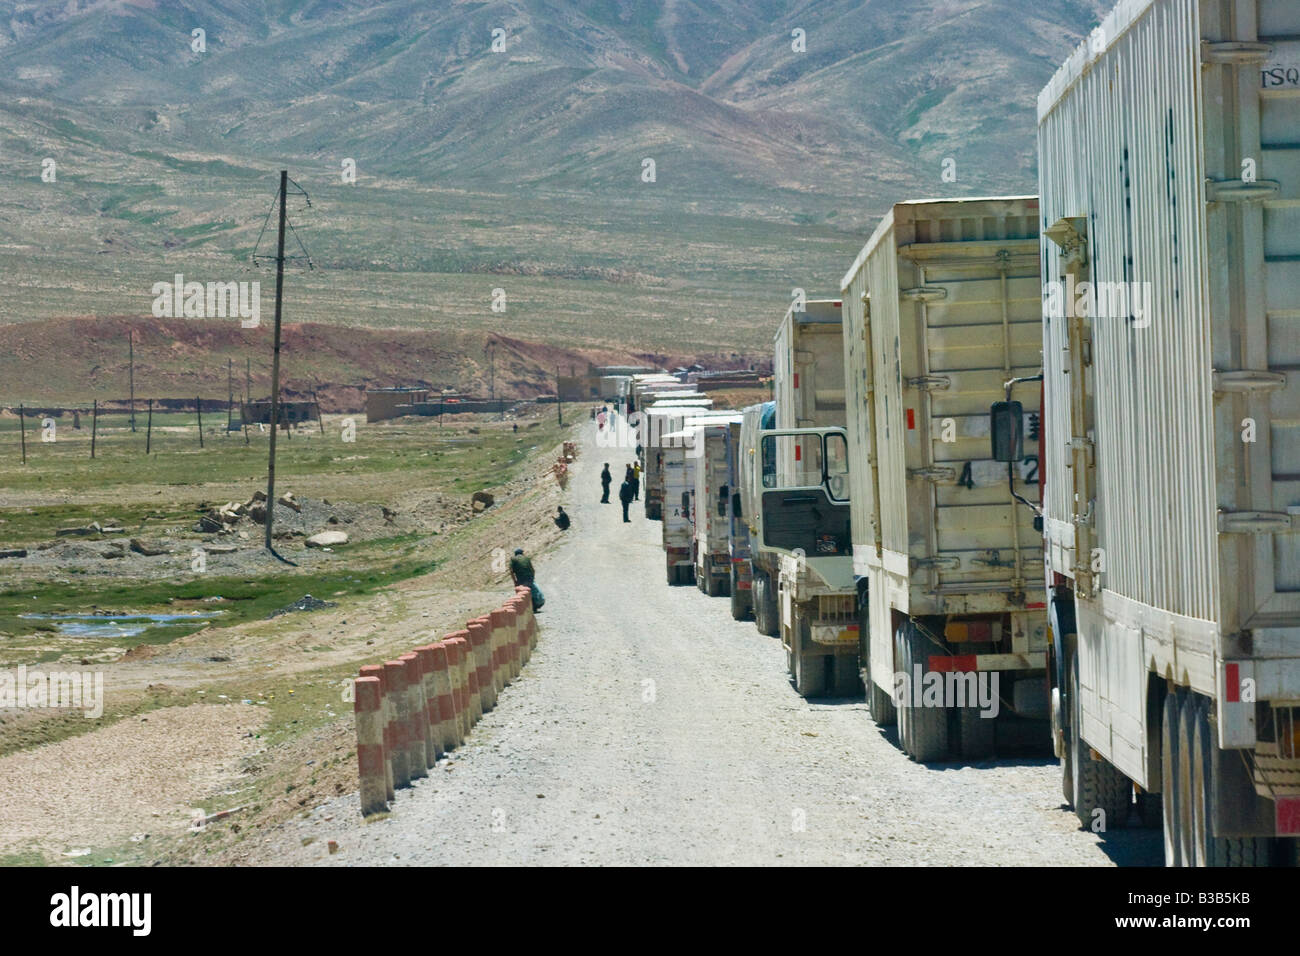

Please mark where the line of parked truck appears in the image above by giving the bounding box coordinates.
[602,0,1300,867]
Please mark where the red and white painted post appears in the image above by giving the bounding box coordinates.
[398,652,428,779]
[358,663,395,801]
[431,641,459,750]
[468,619,495,712]
[354,676,388,816]
[383,659,412,788]
[415,644,441,762]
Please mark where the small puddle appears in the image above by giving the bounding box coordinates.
[19,611,223,639]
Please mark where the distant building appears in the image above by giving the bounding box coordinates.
[365,387,430,422]
[240,400,318,425]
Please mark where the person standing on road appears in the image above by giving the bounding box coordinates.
[600,463,612,503]
[630,461,641,501]
[618,476,635,522]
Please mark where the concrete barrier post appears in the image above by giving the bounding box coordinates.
[399,652,428,779]
[354,676,388,816]
[358,663,395,800]
[515,585,538,651]
[415,645,441,762]
[501,604,520,680]
[444,635,472,739]
[511,597,529,667]
[468,619,495,712]
[490,608,512,687]
[382,660,412,788]
[430,642,459,750]
[449,628,480,725]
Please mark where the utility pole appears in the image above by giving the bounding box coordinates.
[128,330,136,432]
[556,367,563,426]
[227,358,234,432]
[485,340,496,404]
[264,169,289,552]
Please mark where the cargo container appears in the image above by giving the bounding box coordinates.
[724,419,754,620]
[739,300,860,697]
[641,402,712,521]
[659,411,737,585]
[690,414,745,596]
[1030,0,1300,864]
[841,196,1047,761]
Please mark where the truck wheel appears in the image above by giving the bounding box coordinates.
[894,625,911,753]
[899,620,948,762]
[957,697,996,760]
[1160,690,1183,865]
[716,565,730,598]
[792,615,826,698]
[696,558,708,593]
[830,651,861,697]
[1189,693,1269,866]
[729,567,750,621]
[754,573,778,637]
[1067,650,1130,830]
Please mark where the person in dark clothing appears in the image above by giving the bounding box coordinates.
[629,462,640,501]
[509,548,534,585]
[600,463,612,503]
[553,506,570,531]
[618,478,634,522]
[510,548,544,611]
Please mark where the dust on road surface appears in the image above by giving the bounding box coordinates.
[262,423,1162,866]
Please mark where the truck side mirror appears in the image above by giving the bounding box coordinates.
[990,401,1024,462]
[732,492,742,518]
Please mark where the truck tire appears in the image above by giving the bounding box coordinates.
[1189,693,1269,866]
[957,699,996,760]
[894,624,911,753]
[792,614,826,698]
[1160,690,1183,866]
[899,620,948,762]
[729,566,750,621]
[696,558,708,593]
[753,573,778,637]
[830,651,861,697]
[1067,650,1130,830]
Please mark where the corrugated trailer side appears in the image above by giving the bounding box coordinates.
[841,196,1047,762]
[1037,0,1300,864]
[691,417,741,597]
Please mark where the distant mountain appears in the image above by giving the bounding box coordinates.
[0,0,1109,368]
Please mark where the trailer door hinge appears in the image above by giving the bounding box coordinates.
[907,466,956,482]
[1212,370,1288,393]
[1201,40,1272,64]
[900,286,947,302]
[1206,178,1280,202]
[1218,511,1298,534]
[906,375,951,391]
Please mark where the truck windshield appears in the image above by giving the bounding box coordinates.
[760,432,849,502]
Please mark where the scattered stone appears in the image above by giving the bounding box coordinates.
[202,543,238,555]
[277,492,302,513]
[471,491,495,512]
[129,538,167,556]
[57,522,101,537]
[0,548,27,559]
[267,594,338,619]
[306,531,349,548]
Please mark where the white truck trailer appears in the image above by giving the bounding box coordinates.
[660,411,736,585]
[740,300,860,697]
[690,414,745,597]
[1030,0,1300,864]
[642,402,712,522]
[841,196,1047,761]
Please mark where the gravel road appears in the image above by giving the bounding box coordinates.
[267,423,1162,866]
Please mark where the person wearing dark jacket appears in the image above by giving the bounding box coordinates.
[553,506,570,531]
[600,463,612,503]
[618,477,635,522]
[510,548,544,611]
